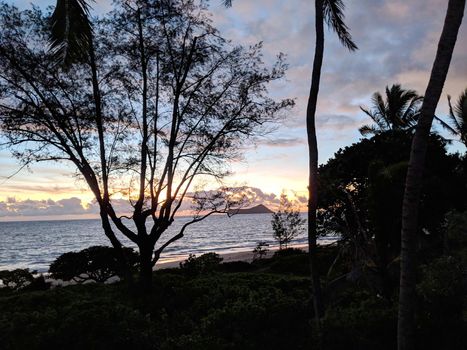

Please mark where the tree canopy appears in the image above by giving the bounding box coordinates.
[0,0,293,288]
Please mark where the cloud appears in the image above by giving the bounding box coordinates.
[317,114,363,132]
[0,197,92,218]
[0,186,284,219]
[258,137,305,148]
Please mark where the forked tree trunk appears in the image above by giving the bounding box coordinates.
[398,1,465,349]
[306,0,325,319]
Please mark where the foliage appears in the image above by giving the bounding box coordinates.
[0,269,36,290]
[416,256,466,348]
[49,0,93,66]
[318,131,465,258]
[272,247,306,258]
[359,84,422,136]
[271,194,306,249]
[0,285,157,350]
[0,244,464,349]
[252,241,269,260]
[0,272,312,350]
[49,246,139,283]
[218,261,254,273]
[179,253,223,276]
[444,210,467,264]
[319,289,397,350]
[441,87,467,146]
[317,130,466,297]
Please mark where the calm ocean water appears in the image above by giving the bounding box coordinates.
[0,214,332,272]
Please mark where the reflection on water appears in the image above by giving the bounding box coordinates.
[0,214,334,272]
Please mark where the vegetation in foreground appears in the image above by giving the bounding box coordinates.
[0,238,466,350]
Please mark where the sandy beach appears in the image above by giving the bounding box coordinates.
[155,243,309,270]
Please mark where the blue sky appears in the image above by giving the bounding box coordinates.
[0,0,466,220]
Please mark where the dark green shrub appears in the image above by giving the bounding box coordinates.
[416,256,466,349]
[179,253,223,276]
[218,261,254,273]
[49,246,139,283]
[269,254,309,275]
[272,247,306,258]
[0,269,36,290]
[157,274,311,350]
[0,287,157,350]
[320,290,397,350]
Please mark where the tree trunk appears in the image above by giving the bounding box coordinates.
[306,0,325,319]
[139,243,154,293]
[398,1,465,349]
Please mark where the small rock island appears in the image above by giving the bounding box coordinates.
[228,204,274,215]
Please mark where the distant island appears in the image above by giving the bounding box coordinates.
[228,204,274,215]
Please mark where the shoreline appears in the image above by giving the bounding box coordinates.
[156,242,316,270]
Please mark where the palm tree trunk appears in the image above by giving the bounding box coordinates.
[398,1,465,349]
[307,0,325,319]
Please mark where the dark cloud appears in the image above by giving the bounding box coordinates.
[258,137,305,148]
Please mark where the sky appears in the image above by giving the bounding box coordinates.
[0,0,466,220]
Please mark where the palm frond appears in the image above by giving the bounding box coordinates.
[434,114,459,136]
[49,0,93,66]
[222,0,233,7]
[454,88,466,125]
[323,0,358,51]
[359,105,384,129]
[447,94,462,131]
[359,124,380,137]
[400,96,422,126]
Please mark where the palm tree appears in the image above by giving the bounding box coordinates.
[398,1,465,349]
[443,88,467,145]
[359,84,422,136]
[225,0,357,319]
[306,0,357,319]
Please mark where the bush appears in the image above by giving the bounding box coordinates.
[416,256,466,349]
[179,253,223,276]
[218,261,254,273]
[269,254,310,275]
[252,241,269,260]
[272,247,306,258]
[319,290,397,350]
[49,246,139,283]
[0,269,36,290]
[0,286,157,350]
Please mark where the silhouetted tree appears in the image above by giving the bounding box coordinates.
[307,0,357,320]
[398,1,465,349]
[318,131,465,297]
[359,84,422,136]
[271,194,305,249]
[0,1,293,291]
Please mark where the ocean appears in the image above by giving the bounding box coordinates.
[0,213,332,272]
